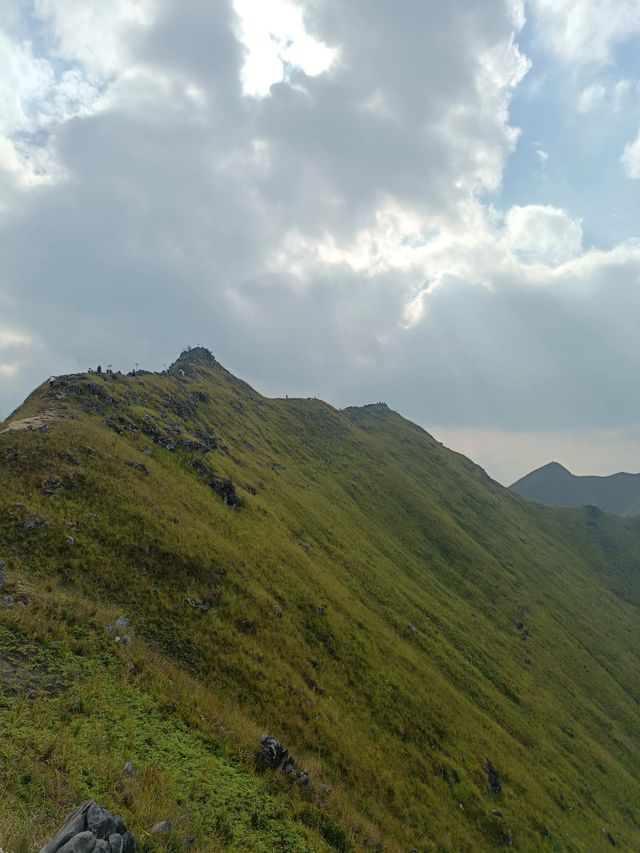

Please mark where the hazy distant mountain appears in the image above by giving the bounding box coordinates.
[511,461,640,516]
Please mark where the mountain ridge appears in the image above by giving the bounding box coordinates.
[1,348,639,851]
[511,460,640,517]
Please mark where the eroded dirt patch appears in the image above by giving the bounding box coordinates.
[1,408,63,435]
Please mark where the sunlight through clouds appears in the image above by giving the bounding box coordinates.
[0,0,639,478]
[233,0,336,96]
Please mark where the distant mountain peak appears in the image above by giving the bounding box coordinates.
[511,461,640,517]
[532,460,572,476]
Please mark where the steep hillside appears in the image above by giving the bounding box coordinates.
[511,461,640,517]
[1,347,639,852]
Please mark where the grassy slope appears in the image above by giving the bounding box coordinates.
[1,349,639,852]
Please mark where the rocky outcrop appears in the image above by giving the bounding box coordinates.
[39,801,135,853]
[168,346,218,377]
[259,735,310,787]
[191,458,242,508]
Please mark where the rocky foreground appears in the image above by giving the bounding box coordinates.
[39,801,135,853]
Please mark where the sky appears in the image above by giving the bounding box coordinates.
[1,0,640,485]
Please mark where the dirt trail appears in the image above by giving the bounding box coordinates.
[0,408,63,434]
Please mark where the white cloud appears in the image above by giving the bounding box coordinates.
[0,329,32,385]
[34,0,156,75]
[621,128,640,179]
[532,0,640,65]
[232,0,336,96]
[577,78,631,112]
[0,330,30,348]
[505,204,583,266]
[577,81,606,112]
[0,32,53,136]
[0,363,19,377]
[0,1,156,192]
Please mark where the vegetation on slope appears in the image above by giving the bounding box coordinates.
[1,347,639,852]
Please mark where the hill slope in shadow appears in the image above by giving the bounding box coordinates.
[511,461,640,517]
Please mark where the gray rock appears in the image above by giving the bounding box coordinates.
[296,771,310,787]
[87,803,117,839]
[122,761,136,777]
[121,832,135,853]
[186,597,214,612]
[40,801,94,853]
[151,820,174,833]
[58,832,96,853]
[66,536,75,545]
[115,634,132,646]
[39,801,135,853]
[260,734,289,770]
[114,616,130,630]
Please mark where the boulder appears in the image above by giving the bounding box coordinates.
[296,771,310,787]
[259,735,312,788]
[150,820,174,834]
[122,761,136,778]
[39,801,135,853]
[260,734,289,770]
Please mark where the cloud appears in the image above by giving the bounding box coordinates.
[577,78,631,112]
[505,204,583,265]
[531,0,640,65]
[232,0,336,96]
[0,328,38,404]
[0,0,639,481]
[33,0,156,75]
[0,0,157,194]
[621,128,640,178]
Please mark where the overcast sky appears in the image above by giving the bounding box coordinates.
[1,0,640,484]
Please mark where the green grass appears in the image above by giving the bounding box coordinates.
[1,348,639,851]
